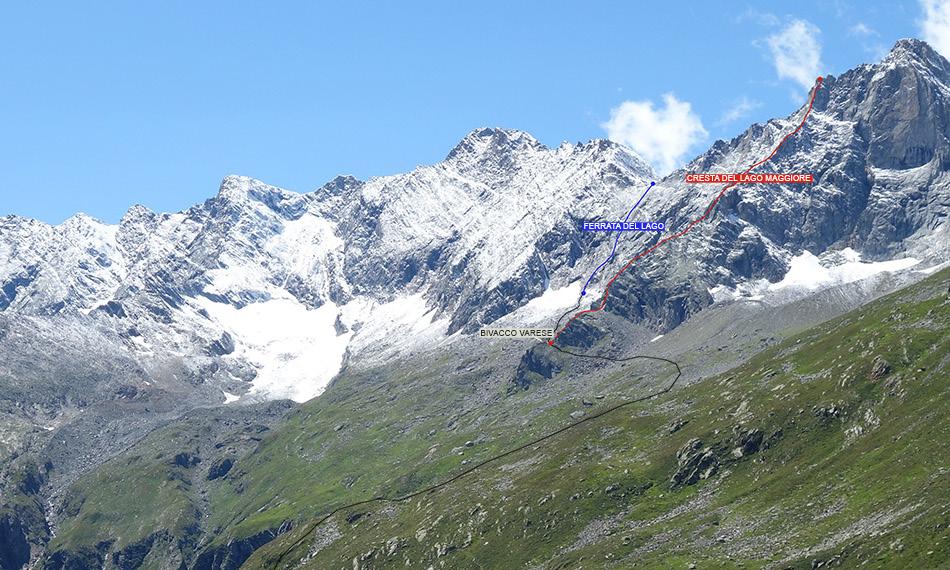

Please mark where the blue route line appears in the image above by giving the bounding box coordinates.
[581,181,655,296]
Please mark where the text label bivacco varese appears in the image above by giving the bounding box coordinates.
[479,328,555,340]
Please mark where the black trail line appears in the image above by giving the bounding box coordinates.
[269,78,822,568]
[269,349,681,568]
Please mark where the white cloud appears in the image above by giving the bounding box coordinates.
[849,22,876,37]
[737,7,780,26]
[920,0,950,58]
[766,19,823,90]
[847,22,887,60]
[717,96,762,126]
[601,94,707,175]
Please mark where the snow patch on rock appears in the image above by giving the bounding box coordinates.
[341,294,452,364]
[710,248,921,304]
[196,294,349,402]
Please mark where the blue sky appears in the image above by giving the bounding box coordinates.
[0,1,938,223]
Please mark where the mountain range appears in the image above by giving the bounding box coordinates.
[0,39,948,569]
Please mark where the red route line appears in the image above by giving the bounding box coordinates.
[550,76,824,345]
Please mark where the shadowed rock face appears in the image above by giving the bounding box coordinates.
[825,39,950,171]
[511,347,563,392]
[606,274,713,333]
[0,514,31,570]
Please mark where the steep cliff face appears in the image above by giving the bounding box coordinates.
[590,39,949,333]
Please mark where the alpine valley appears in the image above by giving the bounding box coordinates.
[1,40,948,569]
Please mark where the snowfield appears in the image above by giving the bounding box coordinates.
[709,248,921,304]
[196,294,348,402]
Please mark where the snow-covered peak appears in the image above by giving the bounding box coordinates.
[443,128,655,179]
[568,138,656,179]
[121,204,154,222]
[59,212,115,241]
[216,174,264,199]
[446,127,545,161]
[882,38,950,73]
[0,214,47,233]
[214,175,297,206]
[315,175,363,196]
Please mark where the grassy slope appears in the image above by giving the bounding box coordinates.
[45,270,949,568]
[201,339,674,547]
[43,402,294,565]
[245,269,950,569]
[51,425,200,548]
[48,320,676,562]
